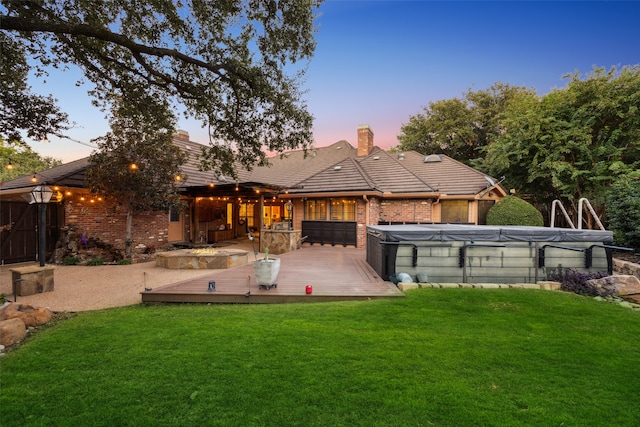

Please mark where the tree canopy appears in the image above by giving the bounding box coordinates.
[397,66,640,224]
[85,95,188,256]
[1,0,323,177]
[396,83,535,165]
[0,138,62,182]
[0,32,70,144]
[480,66,640,209]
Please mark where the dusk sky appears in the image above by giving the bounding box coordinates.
[26,0,640,163]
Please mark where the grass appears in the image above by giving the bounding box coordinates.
[1,289,640,426]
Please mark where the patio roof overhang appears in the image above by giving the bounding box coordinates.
[179,181,289,199]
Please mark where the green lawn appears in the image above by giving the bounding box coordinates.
[1,289,639,426]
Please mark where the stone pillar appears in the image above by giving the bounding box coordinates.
[10,266,55,296]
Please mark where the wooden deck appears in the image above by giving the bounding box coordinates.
[141,244,404,304]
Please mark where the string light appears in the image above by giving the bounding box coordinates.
[6,161,14,170]
[30,174,38,183]
[129,162,138,171]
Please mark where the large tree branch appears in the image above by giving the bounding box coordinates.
[1,15,248,83]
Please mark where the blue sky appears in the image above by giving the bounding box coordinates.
[27,0,640,162]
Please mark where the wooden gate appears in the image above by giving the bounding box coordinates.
[0,202,60,265]
[1,201,37,264]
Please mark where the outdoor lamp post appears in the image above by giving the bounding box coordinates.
[285,200,293,230]
[30,185,53,267]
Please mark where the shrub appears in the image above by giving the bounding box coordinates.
[117,259,132,265]
[86,257,105,266]
[486,195,544,227]
[548,268,613,297]
[62,256,80,265]
[606,171,640,251]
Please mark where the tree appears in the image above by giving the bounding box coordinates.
[482,66,640,214]
[606,171,640,250]
[85,94,188,257]
[1,0,322,177]
[0,139,62,182]
[0,33,70,144]
[396,83,534,164]
[396,98,475,161]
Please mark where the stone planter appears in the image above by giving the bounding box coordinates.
[253,258,280,290]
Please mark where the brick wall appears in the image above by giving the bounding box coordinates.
[62,192,170,251]
[378,199,433,224]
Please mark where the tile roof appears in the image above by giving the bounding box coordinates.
[0,157,90,190]
[398,151,493,195]
[1,134,500,198]
[287,157,375,194]
[357,149,437,194]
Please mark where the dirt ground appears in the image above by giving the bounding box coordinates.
[0,259,218,312]
[1,240,261,312]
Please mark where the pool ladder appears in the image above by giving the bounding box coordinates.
[550,198,605,230]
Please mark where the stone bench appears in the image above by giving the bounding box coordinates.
[9,266,55,296]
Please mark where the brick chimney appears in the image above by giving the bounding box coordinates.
[174,129,190,141]
[357,124,374,156]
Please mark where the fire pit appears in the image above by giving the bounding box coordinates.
[155,248,248,269]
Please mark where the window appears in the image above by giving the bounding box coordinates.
[441,200,469,223]
[304,199,326,220]
[478,200,495,225]
[330,199,356,221]
[239,203,255,228]
[169,207,180,222]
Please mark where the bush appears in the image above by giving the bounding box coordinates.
[548,269,613,297]
[606,171,640,251]
[117,258,132,265]
[86,257,105,266]
[486,195,544,226]
[62,256,80,265]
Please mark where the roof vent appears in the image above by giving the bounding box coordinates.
[398,153,405,160]
[336,146,342,150]
[334,166,342,171]
[373,156,380,160]
[424,154,442,163]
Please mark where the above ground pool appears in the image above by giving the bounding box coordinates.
[366,224,616,284]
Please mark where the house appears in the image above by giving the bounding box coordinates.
[0,125,506,264]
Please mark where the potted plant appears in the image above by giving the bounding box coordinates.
[249,233,280,290]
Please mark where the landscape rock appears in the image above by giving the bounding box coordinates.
[2,303,54,327]
[613,258,640,279]
[0,318,27,347]
[588,275,640,296]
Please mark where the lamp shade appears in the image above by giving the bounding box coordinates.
[30,185,54,204]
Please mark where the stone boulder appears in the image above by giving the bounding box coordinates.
[613,258,640,279]
[0,318,27,347]
[588,275,640,296]
[1,303,54,328]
